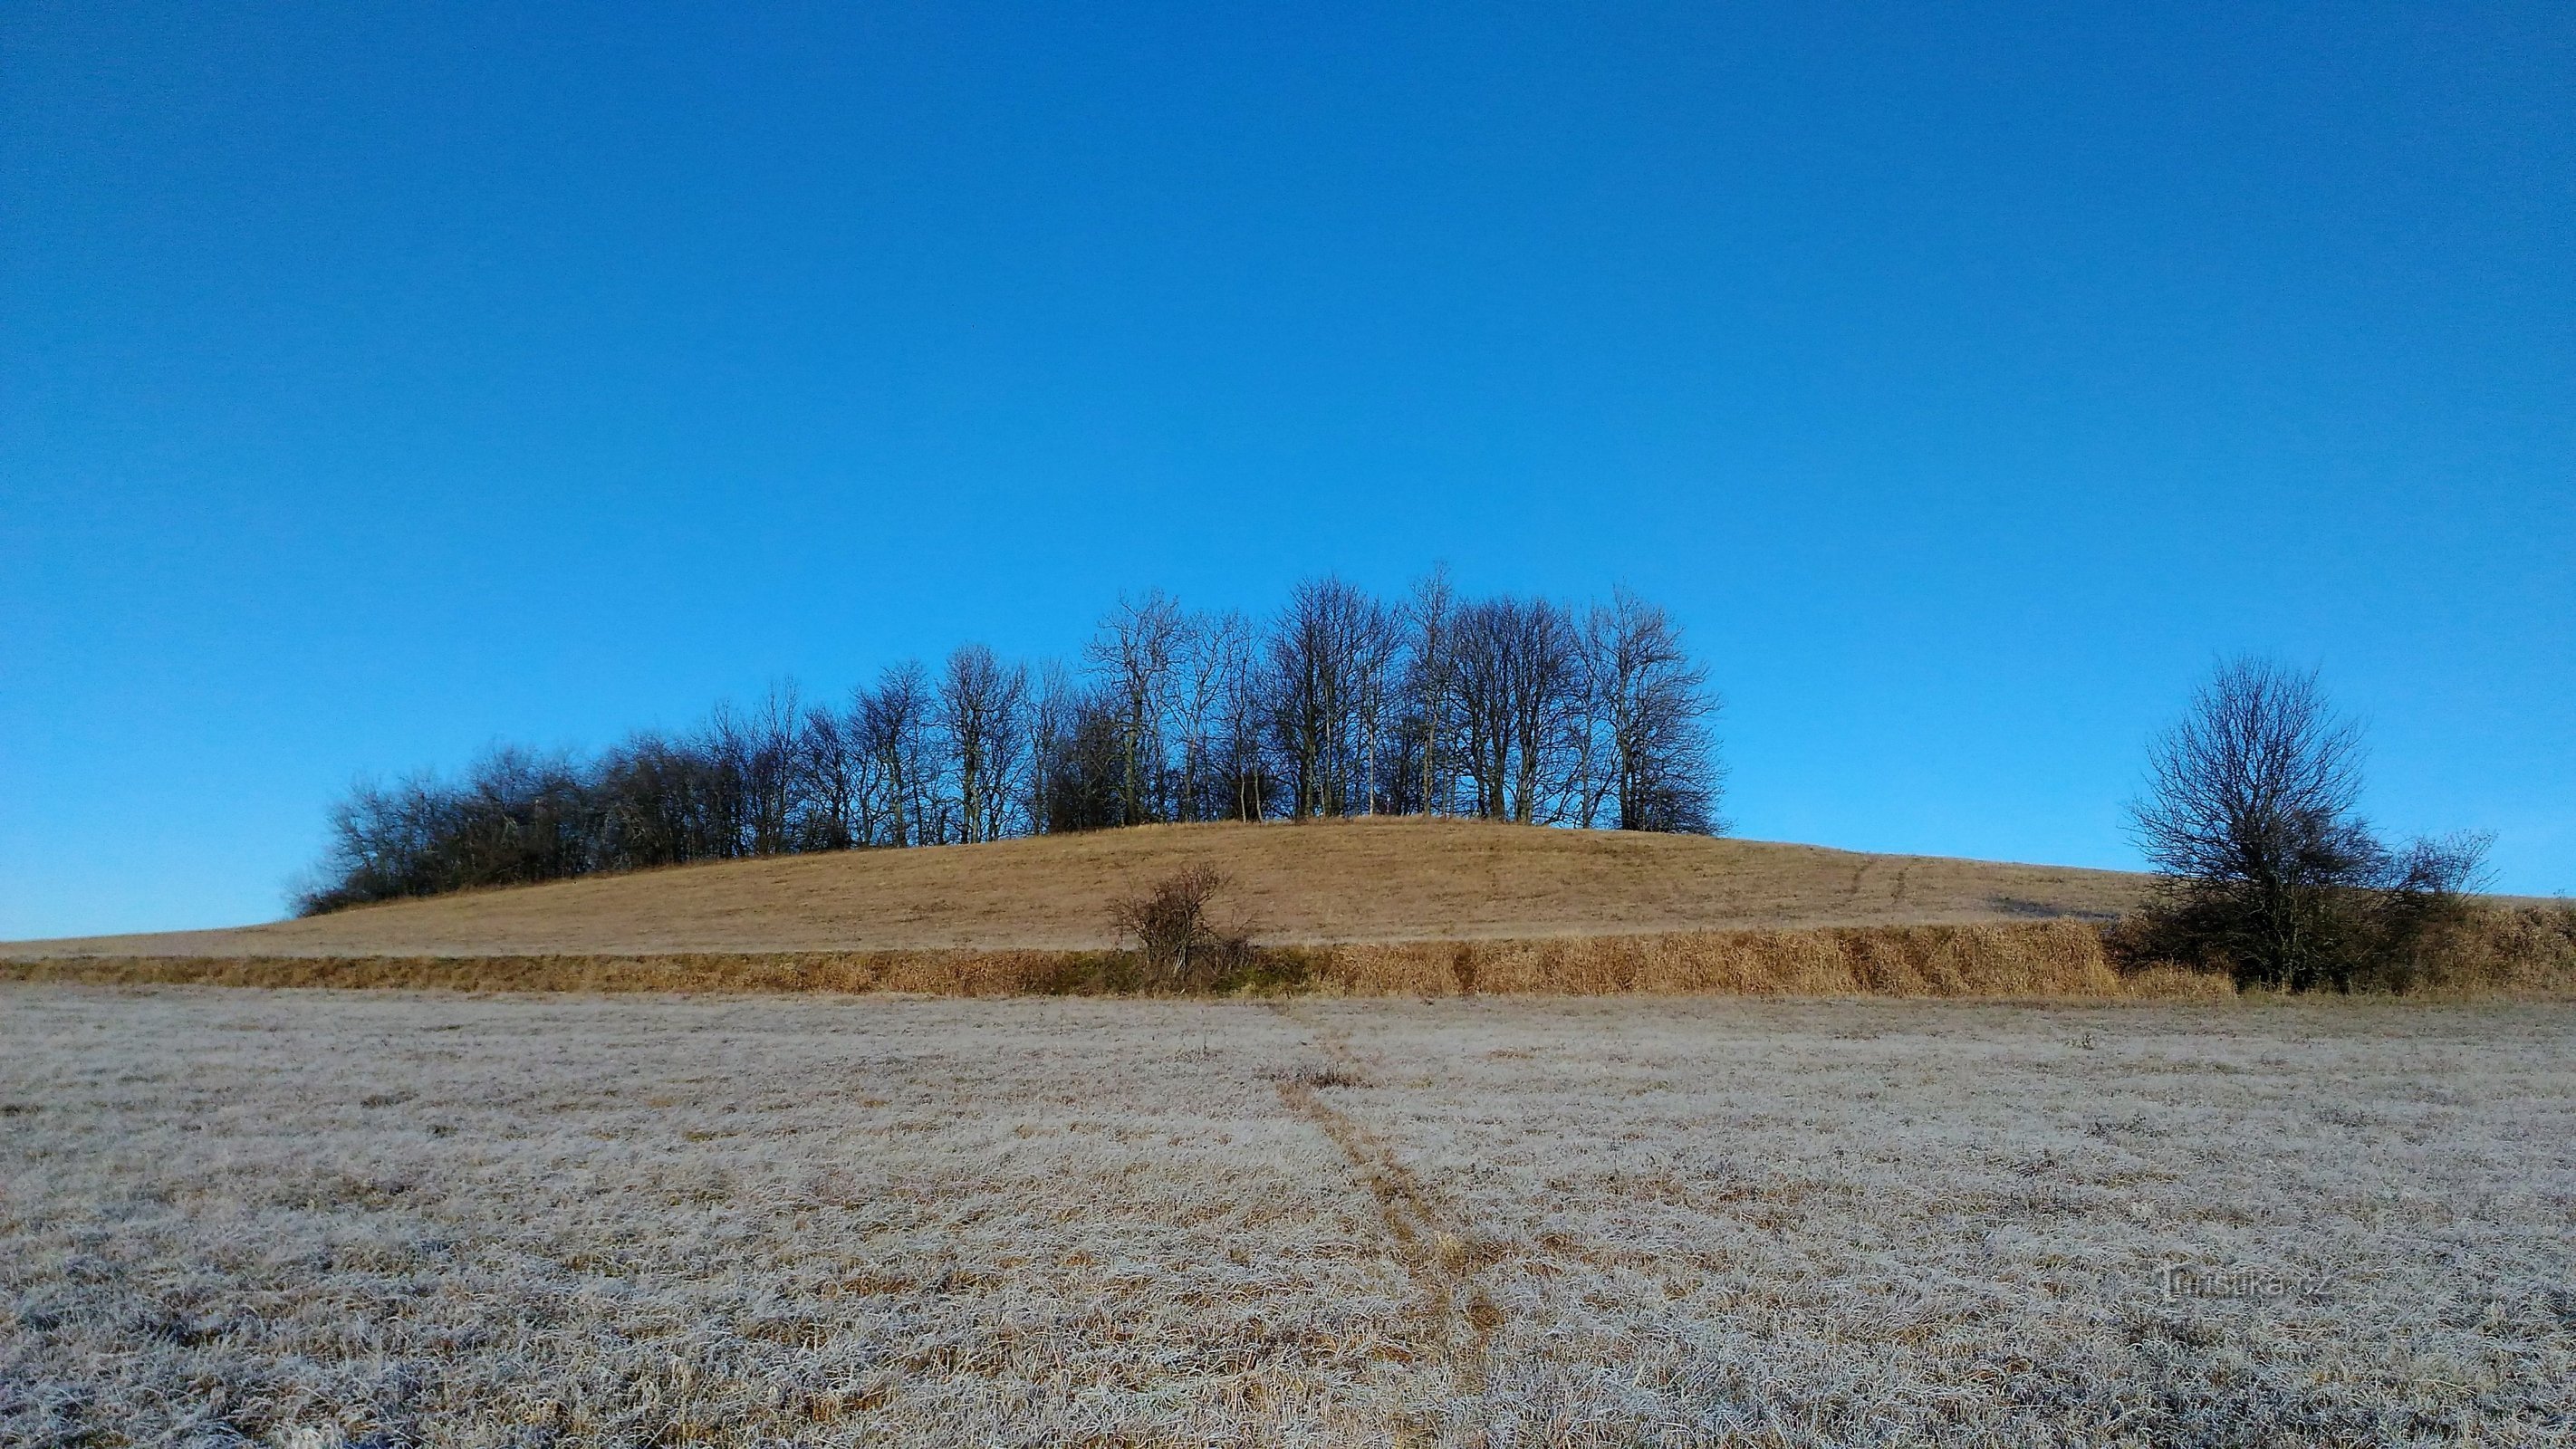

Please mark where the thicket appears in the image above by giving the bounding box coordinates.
[295,571,1726,914]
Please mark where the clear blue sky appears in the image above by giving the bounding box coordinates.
[4,1,2570,937]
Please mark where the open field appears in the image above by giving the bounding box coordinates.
[0,819,2152,961]
[5,984,2572,1446]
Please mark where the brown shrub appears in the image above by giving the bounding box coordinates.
[1108,865,1235,989]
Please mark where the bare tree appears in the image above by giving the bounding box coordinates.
[1214,626,1272,821]
[2127,657,2485,990]
[938,643,1028,843]
[1405,565,1457,817]
[796,696,861,851]
[1351,600,1399,815]
[1024,660,1075,834]
[594,730,728,868]
[1507,600,1584,823]
[859,661,934,848]
[1028,669,1126,833]
[696,702,756,858]
[741,681,806,856]
[1449,596,1583,823]
[1176,610,1249,821]
[1087,590,1187,826]
[1266,576,1393,819]
[1267,583,1333,820]
[1587,590,1725,833]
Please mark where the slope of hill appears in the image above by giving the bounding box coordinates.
[2,817,2147,960]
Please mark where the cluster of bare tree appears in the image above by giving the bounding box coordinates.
[296,571,1728,914]
[2123,656,2490,991]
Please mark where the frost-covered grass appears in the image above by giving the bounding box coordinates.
[4,986,2571,1446]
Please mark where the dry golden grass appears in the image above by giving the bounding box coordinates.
[5,923,2244,1000]
[1332,922,2240,999]
[2412,901,2576,996]
[13,820,2563,1000]
[4,817,2146,959]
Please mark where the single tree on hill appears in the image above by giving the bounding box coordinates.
[2125,656,2487,990]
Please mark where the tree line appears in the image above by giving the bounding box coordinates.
[295,570,1727,914]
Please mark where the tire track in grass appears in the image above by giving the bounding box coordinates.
[1267,1003,1510,1419]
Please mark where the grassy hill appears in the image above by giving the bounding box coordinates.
[3,817,2146,960]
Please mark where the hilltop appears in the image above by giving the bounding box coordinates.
[3,817,2145,960]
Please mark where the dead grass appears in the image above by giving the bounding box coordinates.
[2,817,2151,960]
[1326,922,2229,998]
[13,821,2561,1002]
[0,922,2244,1000]
[17,915,2571,1001]
[2408,903,2576,996]
[5,985,2572,1445]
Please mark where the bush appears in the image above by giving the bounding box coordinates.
[1109,866,1262,991]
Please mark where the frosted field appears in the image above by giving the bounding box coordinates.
[3,987,2572,1447]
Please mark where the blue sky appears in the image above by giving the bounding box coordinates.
[5,0,2570,936]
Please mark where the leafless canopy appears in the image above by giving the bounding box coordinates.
[939,644,1029,845]
[298,570,1728,914]
[2125,656,2487,990]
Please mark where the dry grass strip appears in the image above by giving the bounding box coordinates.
[0,924,2183,998]
[1331,922,2204,997]
[7,914,2571,999]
